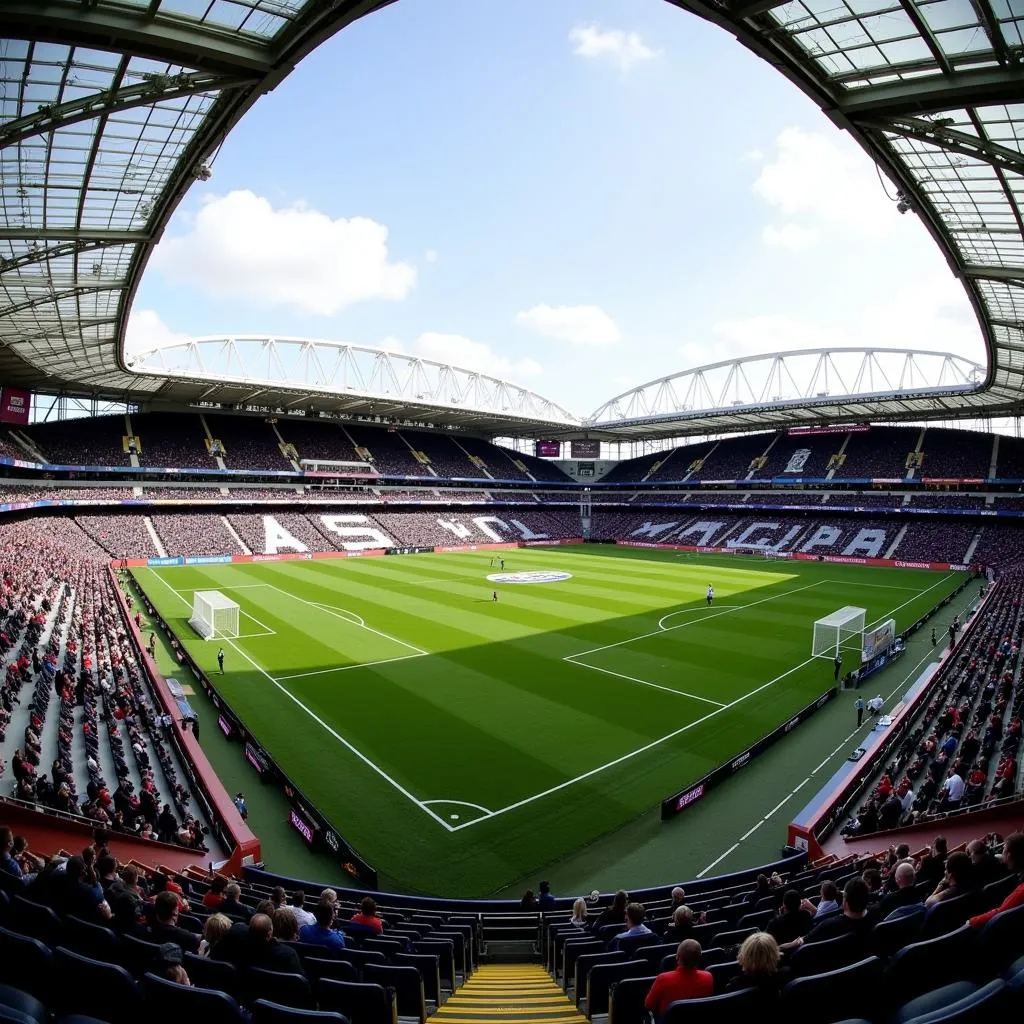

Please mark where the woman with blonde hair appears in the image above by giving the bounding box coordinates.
[726,931,789,996]
[198,912,232,958]
[570,898,588,929]
[663,905,698,943]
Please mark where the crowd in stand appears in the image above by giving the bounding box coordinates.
[0,523,210,851]
[842,575,1022,839]
[203,415,294,471]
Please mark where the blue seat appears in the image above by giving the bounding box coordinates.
[251,1000,348,1024]
[607,975,655,1024]
[896,981,978,1023]
[920,893,983,939]
[662,988,759,1023]
[246,968,314,1010]
[586,960,649,1018]
[709,927,758,948]
[53,947,142,1024]
[899,979,1008,1024]
[0,926,52,1000]
[315,979,395,1024]
[0,984,46,1024]
[789,932,861,977]
[871,911,924,957]
[304,958,359,985]
[884,925,974,1007]
[976,903,1024,974]
[781,956,883,1024]
[142,972,246,1024]
[61,916,119,960]
[9,898,60,947]
[182,952,240,996]
[573,950,626,1002]
[362,964,424,1023]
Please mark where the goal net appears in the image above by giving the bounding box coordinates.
[812,606,866,660]
[189,590,240,640]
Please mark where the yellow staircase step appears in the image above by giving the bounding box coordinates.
[433,965,587,1024]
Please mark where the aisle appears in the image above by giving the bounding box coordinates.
[431,964,588,1024]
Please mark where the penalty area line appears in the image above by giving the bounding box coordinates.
[564,657,726,707]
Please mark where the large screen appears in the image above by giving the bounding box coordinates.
[571,439,600,458]
[535,440,561,458]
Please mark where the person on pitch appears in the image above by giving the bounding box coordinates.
[500,558,506,570]
[706,584,714,606]
[834,652,842,681]
[217,647,225,674]
[492,591,498,603]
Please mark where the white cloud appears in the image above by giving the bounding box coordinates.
[123,309,188,358]
[515,304,620,346]
[413,332,542,380]
[753,127,900,245]
[151,190,416,315]
[569,24,658,72]
[762,223,818,250]
[425,249,439,264]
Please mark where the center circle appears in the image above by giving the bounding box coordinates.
[486,570,574,584]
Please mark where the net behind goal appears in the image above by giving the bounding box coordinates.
[190,590,240,640]
[812,606,866,659]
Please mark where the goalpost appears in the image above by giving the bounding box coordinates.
[189,590,240,640]
[812,606,866,660]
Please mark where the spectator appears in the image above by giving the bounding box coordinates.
[595,890,628,931]
[154,943,191,987]
[538,880,555,910]
[148,890,200,953]
[879,862,921,918]
[780,878,873,952]
[664,905,700,943]
[52,855,112,923]
[271,907,299,943]
[290,890,316,929]
[244,913,302,973]
[612,903,652,948]
[299,901,346,950]
[0,826,25,878]
[203,875,227,909]
[765,890,813,944]
[813,880,839,918]
[925,851,974,906]
[968,838,1005,887]
[644,939,714,1018]
[726,932,789,997]
[917,836,948,885]
[969,832,1024,928]
[569,897,588,930]
[198,912,232,958]
[220,882,253,922]
[351,896,384,934]
[520,889,536,909]
[669,887,687,912]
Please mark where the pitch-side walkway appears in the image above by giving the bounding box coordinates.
[431,965,587,1024]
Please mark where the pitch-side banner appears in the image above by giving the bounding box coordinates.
[862,618,896,662]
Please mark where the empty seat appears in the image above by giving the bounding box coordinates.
[574,950,626,1002]
[251,1000,347,1024]
[780,957,883,1024]
[52,947,142,1024]
[182,952,240,996]
[661,987,759,1023]
[316,979,396,1024]
[884,925,974,1007]
[0,927,52,1000]
[921,892,983,940]
[586,960,650,1018]
[871,911,924,958]
[246,968,314,1010]
[898,979,1008,1024]
[119,933,165,977]
[362,964,424,1024]
[709,927,758,948]
[789,933,862,977]
[394,953,441,1007]
[413,939,456,992]
[976,904,1024,974]
[61,916,118,960]
[0,983,47,1024]
[304,958,359,985]
[141,973,246,1024]
[607,975,655,1024]
[9,898,60,947]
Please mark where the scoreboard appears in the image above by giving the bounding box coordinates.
[570,439,600,458]
[535,440,561,458]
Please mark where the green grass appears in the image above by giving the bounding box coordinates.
[133,546,966,896]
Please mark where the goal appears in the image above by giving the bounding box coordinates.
[189,590,240,640]
[812,606,866,660]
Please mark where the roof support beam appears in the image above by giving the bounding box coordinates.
[0,284,125,319]
[0,239,129,274]
[867,116,1024,173]
[726,0,788,18]
[0,1,278,75]
[962,265,1024,283]
[0,70,255,148]
[0,229,152,243]
[838,65,1024,118]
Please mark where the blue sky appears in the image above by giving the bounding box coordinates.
[129,0,982,418]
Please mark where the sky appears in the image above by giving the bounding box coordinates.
[127,0,984,421]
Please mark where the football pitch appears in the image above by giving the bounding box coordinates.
[133,547,967,895]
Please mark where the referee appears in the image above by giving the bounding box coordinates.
[217,647,225,674]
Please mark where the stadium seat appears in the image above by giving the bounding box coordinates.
[607,975,656,1024]
[315,979,396,1024]
[921,892,984,939]
[0,926,52,1000]
[246,968,315,1010]
[304,958,359,986]
[393,953,441,1007]
[251,1000,348,1024]
[182,952,241,996]
[894,981,979,1023]
[8,898,60,947]
[780,956,884,1024]
[710,927,758,948]
[336,948,387,972]
[872,910,924,957]
[362,964,425,1024]
[976,904,1024,974]
[884,924,974,1007]
[142,973,246,1024]
[563,939,605,986]
[614,933,661,956]
[0,984,47,1024]
[898,979,1009,1024]
[412,939,456,992]
[637,943,676,968]
[119,933,165,976]
[661,987,760,1023]
[706,961,743,991]
[52,947,142,1024]
[61,915,118,959]
[586,961,651,1019]
[789,932,862,977]
[573,950,626,1002]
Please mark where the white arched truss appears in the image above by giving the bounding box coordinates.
[128,335,578,429]
[587,348,985,437]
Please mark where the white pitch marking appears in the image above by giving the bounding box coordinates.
[657,606,743,631]
[563,659,727,707]
[697,843,740,879]
[309,602,365,627]
[276,653,426,681]
[139,568,455,833]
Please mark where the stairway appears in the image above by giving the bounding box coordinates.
[433,965,587,1024]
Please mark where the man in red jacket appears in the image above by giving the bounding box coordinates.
[644,939,714,1018]
[969,832,1024,928]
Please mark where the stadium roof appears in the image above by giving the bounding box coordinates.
[1,0,1024,438]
